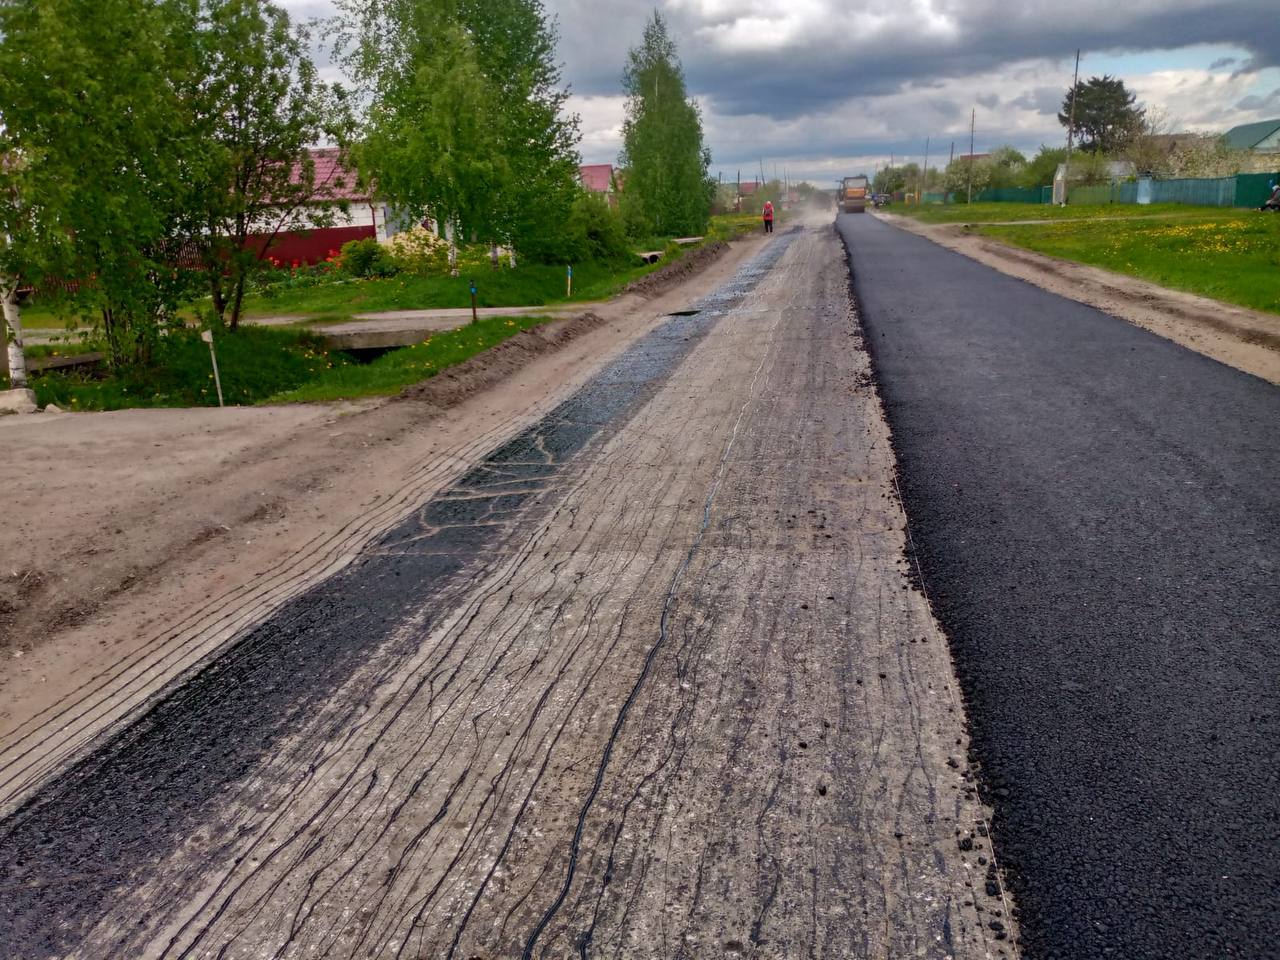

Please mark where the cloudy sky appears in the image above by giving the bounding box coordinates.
[285,0,1280,185]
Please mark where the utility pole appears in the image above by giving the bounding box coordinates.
[1062,48,1081,205]
[922,137,930,203]
[967,109,976,204]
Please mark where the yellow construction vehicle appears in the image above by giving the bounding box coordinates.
[839,175,869,214]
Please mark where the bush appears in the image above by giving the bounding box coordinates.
[570,192,632,262]
[385,226,449,274]
[339,237,399,278]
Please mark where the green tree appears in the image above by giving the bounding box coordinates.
[0,0,201,367]
[458,0,581,264]
[1020,145,1067,188]
[618,11,713,238]
[192,0,352,330]
[1059,75,1144,154]
[339,0,578,270]
[984,145,1026,189]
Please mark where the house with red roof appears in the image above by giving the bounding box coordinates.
[578,163,623,208]
[252,147,398,265]
[579,163,615,195]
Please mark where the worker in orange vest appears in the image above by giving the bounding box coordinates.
[762,200,774,234]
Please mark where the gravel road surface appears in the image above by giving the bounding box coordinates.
[1,224,1015,959]
[838,212,1279,960]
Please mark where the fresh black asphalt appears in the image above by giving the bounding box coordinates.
[838,213,1279,959]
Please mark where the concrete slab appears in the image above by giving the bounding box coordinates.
[0,388,37,414]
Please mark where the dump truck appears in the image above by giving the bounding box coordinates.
[839,176,870,214]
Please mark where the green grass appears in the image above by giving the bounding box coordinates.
[241,213,763,320]
[271,314,555,403]
[29,313,570,409]
[977,211,1280,314]
[25,339,102,360]
[30,327,352,410]
[23,212,765,409]
[893,202,1229,225]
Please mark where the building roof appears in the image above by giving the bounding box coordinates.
[738,180,761,195]
[301,147,368,202]
[579,163,614,192]
[1145,133,1209,153]
[1223,119,1280,151]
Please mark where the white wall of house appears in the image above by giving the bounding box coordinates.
[253,202,389,241]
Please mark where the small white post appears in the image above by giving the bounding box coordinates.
[201,329,224,407]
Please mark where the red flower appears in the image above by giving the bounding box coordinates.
[291,259,302,268]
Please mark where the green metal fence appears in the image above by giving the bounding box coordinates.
[1235,172,1280,208]
[1152,177,1237,207]
[973,186,1049,204]
[921,174,1277,208]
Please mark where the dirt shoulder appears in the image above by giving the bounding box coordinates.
[875,211,1280,385]
[0,232,768,800]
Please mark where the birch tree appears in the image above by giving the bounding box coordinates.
[0,167,31,391]
[192,0,351,330]
[0,0,201,368]
[336,0,578,269]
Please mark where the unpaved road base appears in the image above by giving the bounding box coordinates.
[1,222,1016,958]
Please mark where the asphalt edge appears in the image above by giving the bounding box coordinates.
[834,219,1027,956]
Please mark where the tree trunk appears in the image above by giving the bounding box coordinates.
[490,243,499,270]
[2,282,29,390]
[103,306,123,369]
[509,246,517,269]
[229,267,248,332]
[447,220,459,278]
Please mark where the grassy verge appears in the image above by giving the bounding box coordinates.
[25,212,762,410]
[29,313,572,409]
[25,340,102,360]
[977,211,1280,314]
[892,202,1230,225]
[30,327,350,410]
[271,314,554,402]
[240,212,764,320]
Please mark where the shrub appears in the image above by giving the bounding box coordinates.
[339,237,399,277]
[385,225,449,274]
[529,191,631,264]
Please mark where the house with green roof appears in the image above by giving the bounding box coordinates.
[1222,119,1280,152]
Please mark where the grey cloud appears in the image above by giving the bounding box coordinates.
[1008,87,1063,115]
[977,93,1000,109]
[1235,87,1280,111]
[550,0,1280,121]
[1209,56,1237,69]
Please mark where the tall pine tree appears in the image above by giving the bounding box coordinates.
[618,11,712,238]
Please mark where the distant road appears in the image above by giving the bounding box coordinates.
[839,212,1280,959]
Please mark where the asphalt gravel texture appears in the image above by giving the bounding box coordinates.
[0,236,800,958]
[838,212,1280,959]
